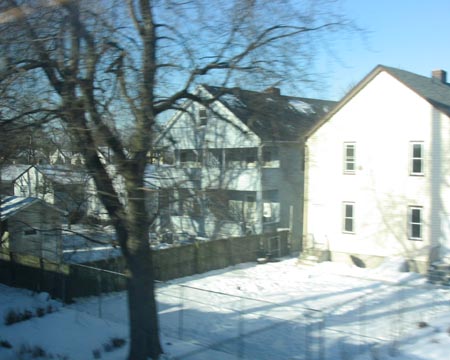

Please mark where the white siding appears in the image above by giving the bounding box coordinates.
[305,71,437,263]
[14,168,55,204]
[433,108,450,257]
[159,102,260,151]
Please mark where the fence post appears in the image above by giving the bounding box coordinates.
[178,285,184,340]
[97,271,102,318]
[358,295,365,356]
[59,264,67,304]
[304,311,311,360]
[389,287,403,357]
[237,296,245,359]
[319,311,324,360]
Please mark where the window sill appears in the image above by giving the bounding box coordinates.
[408,237,423,241]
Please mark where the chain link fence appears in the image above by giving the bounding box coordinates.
[73,273,450,360]
[160,277,450,359]
[3,244,450,359]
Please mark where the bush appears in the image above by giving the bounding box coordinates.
[92,349,102,359]
[0,339,12,349]
[4,309,21,325]
[93,336,127,358]
[110,337,126,349]
[22,310,33,321]
[17,344,69,359]
[103,337,126,352]
[4,305,57,326]
[18,344,46,358]
[36,307,46,317]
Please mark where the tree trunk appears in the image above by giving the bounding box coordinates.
[126,241,162,360]
[124,188,162,360]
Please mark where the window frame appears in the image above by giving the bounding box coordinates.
[262,147,280,168]
[342,202,355,233]
[198,107,208,126]
[178,149,201,168]
[408,206,423,240]
[24,229,37,236]
[343,142,356,174]
[410,142,424,176]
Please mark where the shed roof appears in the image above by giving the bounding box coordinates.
[0,196,39,221]
[1,195,66,221]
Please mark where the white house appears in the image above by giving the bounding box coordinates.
[1,165,34,195]
[1,196,66,262]
[1,165,89,223]
[154,85,335,248]
[49,149,84,166]
[303,65,450,273]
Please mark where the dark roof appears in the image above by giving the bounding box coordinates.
[203,85,336,142]
[382,65,450,116]
[307,65,450,138]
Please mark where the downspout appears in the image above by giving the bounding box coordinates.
[255,142,264,235]
[302,142,310,253]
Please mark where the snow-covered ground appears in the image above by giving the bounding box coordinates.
[1,257,450,359]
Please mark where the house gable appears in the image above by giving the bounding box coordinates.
[156,88,260,151]
[308,65,450,139]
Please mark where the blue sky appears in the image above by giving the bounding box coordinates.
[311,0,450,100]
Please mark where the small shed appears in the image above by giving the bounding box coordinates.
[0,196,66,262]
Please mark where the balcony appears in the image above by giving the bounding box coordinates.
[201,168,260,191]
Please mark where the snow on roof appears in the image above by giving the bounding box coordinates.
[0,196,38,221]
[62,246,122,264]
[203,85,337,142]
[36,165,88,185]
[1,195,67,221]
[219,93,247,108]
[288,99,316,115]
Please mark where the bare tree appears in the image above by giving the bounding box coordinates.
[0,0,356,358]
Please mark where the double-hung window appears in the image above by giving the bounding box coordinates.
[410,142,424,175]
[198,108,208,126]
[343,202,355,233]
[408,206,423,240]
[344,142,356,174]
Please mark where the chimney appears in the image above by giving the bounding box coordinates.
[231,87,241,95]
[432,69,447,84]
[264,87,281,96]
